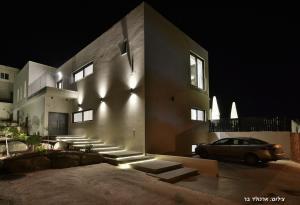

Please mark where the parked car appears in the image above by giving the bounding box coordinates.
[195,137,286,165]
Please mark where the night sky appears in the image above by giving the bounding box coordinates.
[0,1,299,118]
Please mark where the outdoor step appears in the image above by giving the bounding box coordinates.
[104,155,154,165]
[102,151,143,159]
[72,142,104,147]
[93,146,123,151]
[132,160,183,174]
[56,135,83,138]
[72,140,103,144]
[148,167,198,183]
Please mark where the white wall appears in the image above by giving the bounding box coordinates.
[0,102,13,120]
[209,132,291,157]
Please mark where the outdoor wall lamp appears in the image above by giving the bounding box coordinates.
[130,88,134,93]
[120,39,128,56]
[99,97,104,102]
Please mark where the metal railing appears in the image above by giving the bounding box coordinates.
[209,117,291,132]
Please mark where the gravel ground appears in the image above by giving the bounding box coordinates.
[0,163,236,205]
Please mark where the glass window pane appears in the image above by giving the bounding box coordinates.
[197,110,205,121]
[74,70,84,82]
[84,64,93,77]
[190,55,197,86]
[73,112,82,122]
[191,109,197,120]
[83,110,93,121]
[197,58,204,89]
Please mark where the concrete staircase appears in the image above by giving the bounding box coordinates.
[55,135,198,183]
[55,135,154,165]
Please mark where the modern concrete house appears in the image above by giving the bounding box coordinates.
[6,3,209,156]
[0,65,19,120]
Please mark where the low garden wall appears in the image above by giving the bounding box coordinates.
[0,151,103,173]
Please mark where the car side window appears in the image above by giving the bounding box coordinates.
[233,139,239,145]
[214,139,229,145]
[240,140,249,145]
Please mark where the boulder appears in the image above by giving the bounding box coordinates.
[53,141,67,150]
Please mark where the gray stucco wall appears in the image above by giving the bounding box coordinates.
[144,4,210,155]
[56,3,145,152]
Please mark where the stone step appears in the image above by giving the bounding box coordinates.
[56,135,83,138]
[132,160,183,174]
[102,151,143,159]
[93,146,123,151]
[148,167,198,183]
[104,155,154,165]
[72,140,103,144]
[72,143,108,148]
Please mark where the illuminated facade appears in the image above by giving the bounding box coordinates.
[9,3,209,155]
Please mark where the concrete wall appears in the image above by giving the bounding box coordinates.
[0,65,19,102]
[57,3,146,152]
[144,4,210,155]
[15,96,46,135]
[0,102,13,120]
[209,132,291,157]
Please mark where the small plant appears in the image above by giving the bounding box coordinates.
[3,127,19,138]
[25,134,42,151]
[35,145,46,153]
[84,144,93,153]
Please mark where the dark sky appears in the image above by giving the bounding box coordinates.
[0,1,299,118]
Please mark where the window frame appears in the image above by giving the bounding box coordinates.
[72,109,93,123]
[189,52,205,91]
[73,62,94,83]
[190,108,206,122]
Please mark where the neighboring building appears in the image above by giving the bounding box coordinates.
[0,65,19,120]
[9,3,209,155]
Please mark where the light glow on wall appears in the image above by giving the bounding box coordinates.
[211,96,220,120]
[128,72,137,90]
[230,102,238,119]
[57,72,63,81]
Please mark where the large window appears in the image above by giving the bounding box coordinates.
[190,53,204,90]
[191,108,205,121]
[72,110,93,123]
[73,63,94,82]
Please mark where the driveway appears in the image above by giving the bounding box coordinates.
[176,159,300,205]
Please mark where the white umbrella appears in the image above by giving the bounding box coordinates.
[230,102,238,119]
[211,96,220,120]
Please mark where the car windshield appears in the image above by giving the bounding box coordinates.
[213,138,232,145]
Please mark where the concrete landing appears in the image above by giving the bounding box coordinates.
[149,167,198,183]
[132,160,182,174]
[102,151,143,158]
[105,156,154,165]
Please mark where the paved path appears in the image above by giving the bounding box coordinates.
[0,163,235,205]
[176,159,300,205]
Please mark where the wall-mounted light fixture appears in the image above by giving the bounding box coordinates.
[57,72,63,80]
[78,104,82,111]
[130,88,134,93]
[99,97,104,103]
[120,39,128,56]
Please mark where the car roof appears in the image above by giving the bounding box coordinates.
[218,137,257,140]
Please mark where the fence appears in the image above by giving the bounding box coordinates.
[209,117,291,132]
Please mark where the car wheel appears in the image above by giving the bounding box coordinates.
[199,149,209,159]
[245,154,259,165]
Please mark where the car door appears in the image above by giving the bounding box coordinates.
[210,138,233,158]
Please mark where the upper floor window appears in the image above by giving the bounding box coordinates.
[57,80,63,89]
[0,72,9,80]
[72,109,93,123]
[190,53,204,90]
[191,108,205,121]
[73,63,93,82]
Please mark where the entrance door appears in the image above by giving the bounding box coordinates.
[48,112,68,136]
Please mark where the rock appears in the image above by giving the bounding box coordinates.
[53,141,67,150]
[80,153,103,165]
[0,141,28,156]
